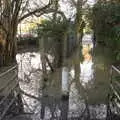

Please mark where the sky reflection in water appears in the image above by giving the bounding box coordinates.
[80,44,94,88]
[15,34,107,119]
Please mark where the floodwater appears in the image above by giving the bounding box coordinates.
[8,35,115,119]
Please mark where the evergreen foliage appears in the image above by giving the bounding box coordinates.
[93,1,120,60]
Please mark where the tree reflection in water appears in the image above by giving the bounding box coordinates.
[14,41,108,120]
[69,41,107,119]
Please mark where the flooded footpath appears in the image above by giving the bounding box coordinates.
[0,35,117,120]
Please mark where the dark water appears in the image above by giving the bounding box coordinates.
[0,35,117,120]
[10,35,116,120]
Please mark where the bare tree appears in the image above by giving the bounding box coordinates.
[0,0,55,66]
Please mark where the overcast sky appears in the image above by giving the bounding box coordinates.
[59,0,76,20]
[22,0,96,22]
[59,0,95,20]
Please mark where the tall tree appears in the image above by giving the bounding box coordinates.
[0,0,54,66]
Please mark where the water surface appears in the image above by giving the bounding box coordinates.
[14,35,114,120]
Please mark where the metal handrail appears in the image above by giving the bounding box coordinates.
[0,97,16,120]
[111,65,120,74]
[0,82,18,106]
[0,65,18,120]
[108,64,120,113]
[0,73,17,93]
[0,65,17,78]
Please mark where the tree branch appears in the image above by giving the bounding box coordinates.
[0,21,8,33]
[18,0,53,23]
[83,0,88,5]
[35,9,67,21]
[20,89,41,101]
[44,54,54,72]
[71,0,77,7]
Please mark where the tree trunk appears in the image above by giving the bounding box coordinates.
[0,30,6,66]
[5,37,16,64]
[0,28,17,66]
[54,39,63,68]
[75,0,84,45]
[39,37,47,80]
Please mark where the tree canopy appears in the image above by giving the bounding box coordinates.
[93,0,120,60]
[0,0,57,66]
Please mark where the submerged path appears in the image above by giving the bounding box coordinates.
[0,34,117,120]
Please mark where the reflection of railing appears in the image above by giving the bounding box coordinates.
[107,65,120,119]
[0,65,20,120]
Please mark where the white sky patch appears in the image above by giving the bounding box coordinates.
[87,0,96,6]
[59,0,76,20]
[28,0,50,10]
[59,0,95,20]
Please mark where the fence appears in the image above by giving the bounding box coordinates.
[0,65,21,120]
[107,64,120,119]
